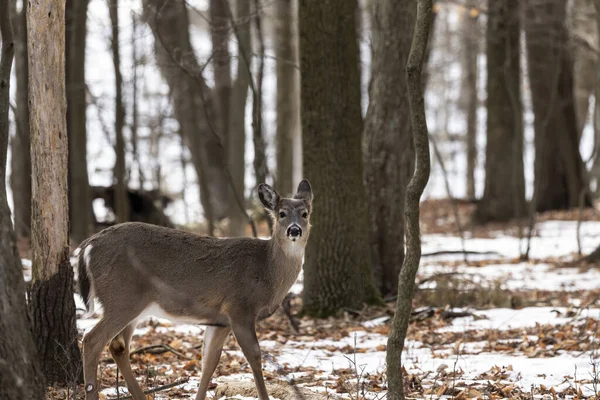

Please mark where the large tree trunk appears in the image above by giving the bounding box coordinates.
[386,1,432,397]
[110,0,129,223]
[525,0,591,212]
[461,1,478,201]
[475,0,526,222]
[143,0,229,230]
[66,0,92,245]
[274,0,300,197]
[363,0,415,298]
[9,4,31,239]
[28,0,82,385]
[227,0,251,236]
[299,0,380,317]
[0,3,44,398]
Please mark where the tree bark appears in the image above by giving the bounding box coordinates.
[109,0,129,223]
[28,0,82,385]
[143,0,229,229]
[363,0,415,298]
[9,3,31,239]
[274,0,300,197]
[461,1,478,201]
[227,0,251,236]
[386,1,432,398]
[299,0,380,317]
[66,0,92,245]
[524,0,591,212]
[475,0,526,222]
[0,3,44,398]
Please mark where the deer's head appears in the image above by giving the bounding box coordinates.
[258,180,313,247]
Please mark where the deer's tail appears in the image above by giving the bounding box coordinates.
[72,238,94,315]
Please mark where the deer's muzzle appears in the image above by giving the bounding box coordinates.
[287,224,302,239]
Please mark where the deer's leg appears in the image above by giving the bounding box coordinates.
[109,320,146,400]
[83,310,142,400]
[195,326,231,400]
[230,319,269,400]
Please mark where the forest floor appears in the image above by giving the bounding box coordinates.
[25,199,600,399]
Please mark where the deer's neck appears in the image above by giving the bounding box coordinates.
[268,235,306,268]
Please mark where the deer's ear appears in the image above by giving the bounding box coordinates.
[258,183,280,211]
[294,179,313,203]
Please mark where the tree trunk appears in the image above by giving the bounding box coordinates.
[131,13,144,190]
[524,0,591,212]
[28,0,82,385]
[210,0,231,145]
[227,0,251,236]
[475,0,526,222]
[0,3,44,398]
[386,1,432,398]
[274,0,300,197]
[461,1,478,201]
[66,0,92,245]
[568,0,597,139]
[9,4,31,239]
[592,0,600,194]
[109,0,129,223]
[252,0,269,188]
[299,0,380,317]
[363,0,415,298]
[143,0,229,230]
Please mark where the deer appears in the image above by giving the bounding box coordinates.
[74,180,313,400]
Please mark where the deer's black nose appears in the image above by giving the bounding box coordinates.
[287,225,302,238]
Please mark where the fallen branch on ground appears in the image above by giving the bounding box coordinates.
[102,344,192,363]
[108,378,189,400]
[422,250,500,257]
[214,382,337,400]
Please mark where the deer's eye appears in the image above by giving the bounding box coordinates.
[302,212,308,219]
[279,211,286,218]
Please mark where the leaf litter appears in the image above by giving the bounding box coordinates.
[41,214,600,399]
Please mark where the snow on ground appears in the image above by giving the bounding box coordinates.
[39,219,597,399]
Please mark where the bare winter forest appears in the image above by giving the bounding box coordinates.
[1,0,600,399]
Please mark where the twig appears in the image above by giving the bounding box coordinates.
[577,187,587,256]
[429,134,469,265]
[421,250,499,257]
[129,344,191,360]
[108,378,189,400]
[416,272,460,287]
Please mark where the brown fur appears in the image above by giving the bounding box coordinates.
[77,181,313,400]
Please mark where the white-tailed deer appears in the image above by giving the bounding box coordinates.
[75,180,313,400]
